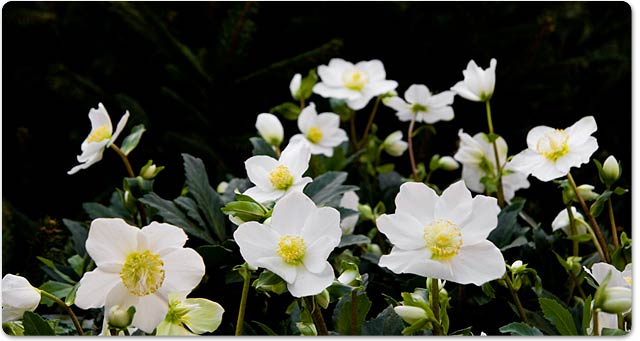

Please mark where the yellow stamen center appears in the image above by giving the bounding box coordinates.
[87,125,112,143]
[276,234,306,265]
[624,276,632,286]
[269,165,294,190]
[342,68,369,91]
[424,219,462,260]
[307,127,324,144]
[536,129,569,161]
[120,250,165,296]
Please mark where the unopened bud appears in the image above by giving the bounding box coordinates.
[289,73,302,100]
[256,113,284,147]
[367,243,382,256]
[394,306,427,325]
[315,289,330,309]
[438,156,460,171]
[358,204,374,222]
[139,160,164,180]
[575,184,599,202]
[108,305,135,329]
[337,269,358,286]
[383,131,408,157]
[600,287,632,314]
[217,181,229,194]
[602,155,621,184]
[511,260,524,272]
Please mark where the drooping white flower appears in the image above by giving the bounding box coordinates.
[243,142,312,203]
[551,206,589,236]
[384,84,455,123]
[377,181,505,285]
[68,103,130,175]
[256,113,284,147]
[74,218,206,333]
[382,131,408,157]
[453,129,530,201]
[290,73,302,100]
[289,103,348,157]
[2,274,41,323]
[313,58,398,110]
[156,292,224,336]
[509,116,599,182]
[585,262,632,333]
[339,191,359,235]
[234,192,342,297]
[451,59,497,102]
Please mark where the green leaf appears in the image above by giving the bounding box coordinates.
[196,244,234,269]
[449,326,474,336]
[252,320,278,336]
[221,200,268,222]
[581,295,592,335]
[539,297,578,335]
[602,328,627,336]
[590,190,613,217]
[123,176,154,198]
[249,137,278,158]
[361,305,404,335]
[270,102,301,121]
[488,198,528,248]
[304,171,358,206]
[120,124,146,156]
[22,311,55,336]
[499,322,543,336]
[332,291,372,335]
[39,281,74,307]
[338,234,371,248]
[330,98,355,122]
[326,281,354,302]
[82,202,123,220]
[67,255,84,276]
[174,196,207,230]
[62,219,87,255]
[37,257,75,284]
[401,318,430,335]
[613,186,628,195]
[252,270,288,297]
[298,69,318,100]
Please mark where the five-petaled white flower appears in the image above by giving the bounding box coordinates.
[2,274,41,323]
[382,131,409,157]
[584,262,632,334]
[340,191,360,235]
[289,103,348,157]
[74,218,206,333]
[509,116,599,182]
[68,103,130,175]
[243,142,312,203]
[256,113,284,147]
[156,292,224,336]
[377,181,505,285]
[234,191,342,297]
[384,84,455,123]
[313,58,398,110]
[453,129,530,201]
[451,58,497,102]
[551,206,588,236]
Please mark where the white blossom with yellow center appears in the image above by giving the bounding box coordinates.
[376,181,505,285]
[156,292,224,336]
[584,262,632,334]
[313,58,398,110]
[384,84,456,124]
[510,116,599,182]
[234,192,342,297]
[243,142,312,203]
[74,218,205,333]
[289,103,348,157]
[68,102,130,175]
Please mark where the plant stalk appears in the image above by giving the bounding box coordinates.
[430,278,443,335]
[110,144,147,225]
[408,115,419,181]
[40,290,84,336]
[607,197,620,248]
[356,96,381,149]
[235,269,251,336]
[485,100,505,207]
[503,274,530,325]
[304,296,328,335]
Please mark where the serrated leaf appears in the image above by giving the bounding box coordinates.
[499,322,543,335]
[488,198,527,248]
[174,196,207,230]
[338,234,371,248]
[22,311,55,336]
[62,219,87,255]
[249,137,278,158]
[332,291,372,335]
[120,124,146,156]
[539,297,578,335]
[82,202,123,220]
[304,171,357,206]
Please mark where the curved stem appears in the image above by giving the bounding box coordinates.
[40,290,84,336]
[304,296,328,335]
[430,278,443,335]
[586,225,606,263]
[110,144,147,225]
[503,274,530,325]
[485,100,505,207]
[356,96,381,149]
[407,115,419,181]
[235,269,251,336]
[566,205,579,257]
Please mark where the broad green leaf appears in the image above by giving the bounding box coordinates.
[602,328,626,336]
[82,202,123,220]
[39,281,73,307]
[120,124,146,155]
[499,322,543,335]
[298,69,318,100]
[488,198,528,248]
[37,257,75,284]
[539,297,578,335]
[252,320,278,336]
[581,295,592,335]
[304,171,358,206]
[252,270,287,297]
[221,201,268,222]
[590,190,613,217]
[338,234,371,248]
[249,137,278,158]
[326,281,354,302]
[123,176,154,198]
[332,291,372,335]
[400,318,429,335]
[62,219,87,255]
[361,305,404,335]
[22,311,55,336]
[270,102,301,121]
[174,196,207,230]
[196,244,235,269]
[67,255,84,276]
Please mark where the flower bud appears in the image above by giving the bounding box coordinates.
[315,289,330,309]
[383,131,408,157]
[438,156,460,171]
[290,73,302,100]
[358,204,374,222]
[511,260,524,272]
[394,306,427,325]
[107,305,135,329]
[255,113,284,147]
[566,256,583,273]
[602,155,621,184]
[216,181,229,194]
[575,184,599,202]
[599,286,632,314]
[139,160,164,180]
[337,269,358,286]
[367,243,382,256]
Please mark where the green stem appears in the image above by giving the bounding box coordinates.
[592,310,600,336]
[299,97,306,111]
[350,115,358,151]
[566,205,579,257]
[356,96,381,149]
[235,269,251,336]
[351,290,358,335]
[503,274,530,325]
[430,278,443,335]
[586,225,607,264]
[40,290,84,336]
[607,195,620,249]
[485,100,505,207]
[408,115,419,182]
[274,145,282,158]
[304,296,328,335]
[110,144,147,226]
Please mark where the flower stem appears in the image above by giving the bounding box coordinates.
[586,225,606,264]
[485,100,505,207]
[39,290,84,336]
[592,310,600,336]
[566,205,579,257]
[567,172,610,262]
[304,296,328,335]
[349,115,358,151]
[503,274,530,325]
[407,115,419,182]
[356,96,381,150]
[299,97,305,111]
[110,144,147,226]
[351,290,358,335]
[606,194,620,249]
[429,278,443,335]
[235,267,252,336]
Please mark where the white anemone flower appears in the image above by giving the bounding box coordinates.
[255,113,284,147]
[234,191,342,297]
[74,218,206,333]
[340,191,360,235]
[384,84,455,124]
[551,207,589,236]
[451,59,497,102]
[377,181,505,285]
[382,131,409,157]
[289,103,348,157]
[156,292,224,336]
[243,142,312,203]
[585,263,632,334]
[2,274,41,322]
[290,73,302,100]
[313,58,398,110]
[453,129,530,201]
[509,116,599,182]
[68,103,130,175]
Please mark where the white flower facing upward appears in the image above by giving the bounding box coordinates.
[243,142,312,203]
[509,116,599,182]
[74,218,206,333]
[585,262,632,333]
[234,192,342,297]
[384,84,455,124]
[377,181,505,285]
[340,191,360,235]
[551,206,589,236]
[290,73,302,100]
[313,58,398,110]
[255,113,284,147]
[2,274,41,322]
[289,103,348,157]
[451,58,497,102]
[382,131,409,157]
[453,129,530,201]
[68,103,130,175]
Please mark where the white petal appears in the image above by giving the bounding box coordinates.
[566,137,598,166]
[346,94,374,111]
[289,73,302,98]
[287,263,334,297]
[285,177,312,195]
[376,213,425,250]
[85,218,139,267]
[304,236,339,273]
[271,191,317,235]
[460,196,499,245]
[133,293,169,333]
[279,142,311,177]
[233,221,280,268]
[448,240,505,285]
[451,81,481,102]
[243,186,283,203]
[384,96,410,113]
[315,113,340,132]
[245,155,278,190]
[183,298,225,334]
[461,165,485,193]
[67,150,104,174]
[300,207,341,246]
[139,222,188,256]
[526,125,556,150]
[404,84,430,104]
[421,106,454,123]
[501,167,530,201]
[434,181,473,225]
[310,143,335,157]
[298,103,318,134]
[364,80,398,97]
[316,63,343,87]
[104,284,139,316]
[157,248,205,295]
[312,83,361,100]
[462,60,483,95]
[427,90,456,107]
[395,182,437,225]
[508,149,542,175]
[77,140,109,163]
[319,128,348,148]
[256,113,284,145]
[89,103,113,132]
[74,269,121,309]
[340,191,359,210]
[379,247,451,278]
[356,59,386,81]
[531,158,566,182]
[257,257,298,283]
[108,111,130,147]
[591,263,628,288]
[1,275,40,313]
[565,116,597,145]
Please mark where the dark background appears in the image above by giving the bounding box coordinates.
[2,1,631,334]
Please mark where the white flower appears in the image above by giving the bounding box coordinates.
[377,181,505,285]
[290,73,302,100]
[243,142,312,203]
[339,191,359,235]
[453,129,530,201]
[156,292,224,336]
[551,207,589,236]
[256,113,284,147]
[68,103,130,175]
[509,116,599,182]
[233,192,342,297]
[451,59,497,102]
[382,131,409,157]
[2,274,41,322]
[394,306,428,325]
[384,84,455,123]
[585,263,632,333]
[289,103,348,157]
[313,58,398,110]
[74,218,206,333]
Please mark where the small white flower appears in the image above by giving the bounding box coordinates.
[243,142,312,203]
[74,218,206,333]
[377,181,505,285]
[438,156,460,171]
[313,58,398,110]
[551,207,589,235]
[256,113,284,147]
[2,274,41,322]
[585,262,632,333]
[453,130,530,201]
[339,191,360,235]
[156,292,224,336]
[511,260,524,271]
[602,155,621,183]
[234,192,342,297]
[451,58,497,102]
[68,103,130,175]
[394,306,428,325]
[290,73,302,100]
[382,131,409,157]
[289,103,348,157]
[384,84,455,123]
[509,116,599,182]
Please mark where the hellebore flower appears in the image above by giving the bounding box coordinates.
[451,59,497,102]
[2,274,41,323]
[384,84,455,123]
[289,103,348,157]
[256,113,284,147]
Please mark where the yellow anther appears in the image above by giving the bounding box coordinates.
[342,68,369,91]
[277,234,306,265]
[120,250,165,296]
[269,165,294,190]
[624,276,632,286]
[536,129,569,161]
[424,219,462,260]
[87,125,112,143]
[307,127,324,144]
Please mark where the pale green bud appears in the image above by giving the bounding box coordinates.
[602,155,621,184]
[108,305,135,329]
[367,243,382,256]
[575,184,599,202]
[511,260,524,272]
[216,181,229,194]
[394,306,427,325]
[438,156,460,171]
[139,160,164,180]
[358,204,374,222]
[383,131,408,157]
[315,289,330,309]
[600,286,632,314]
[337,269,358,286]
